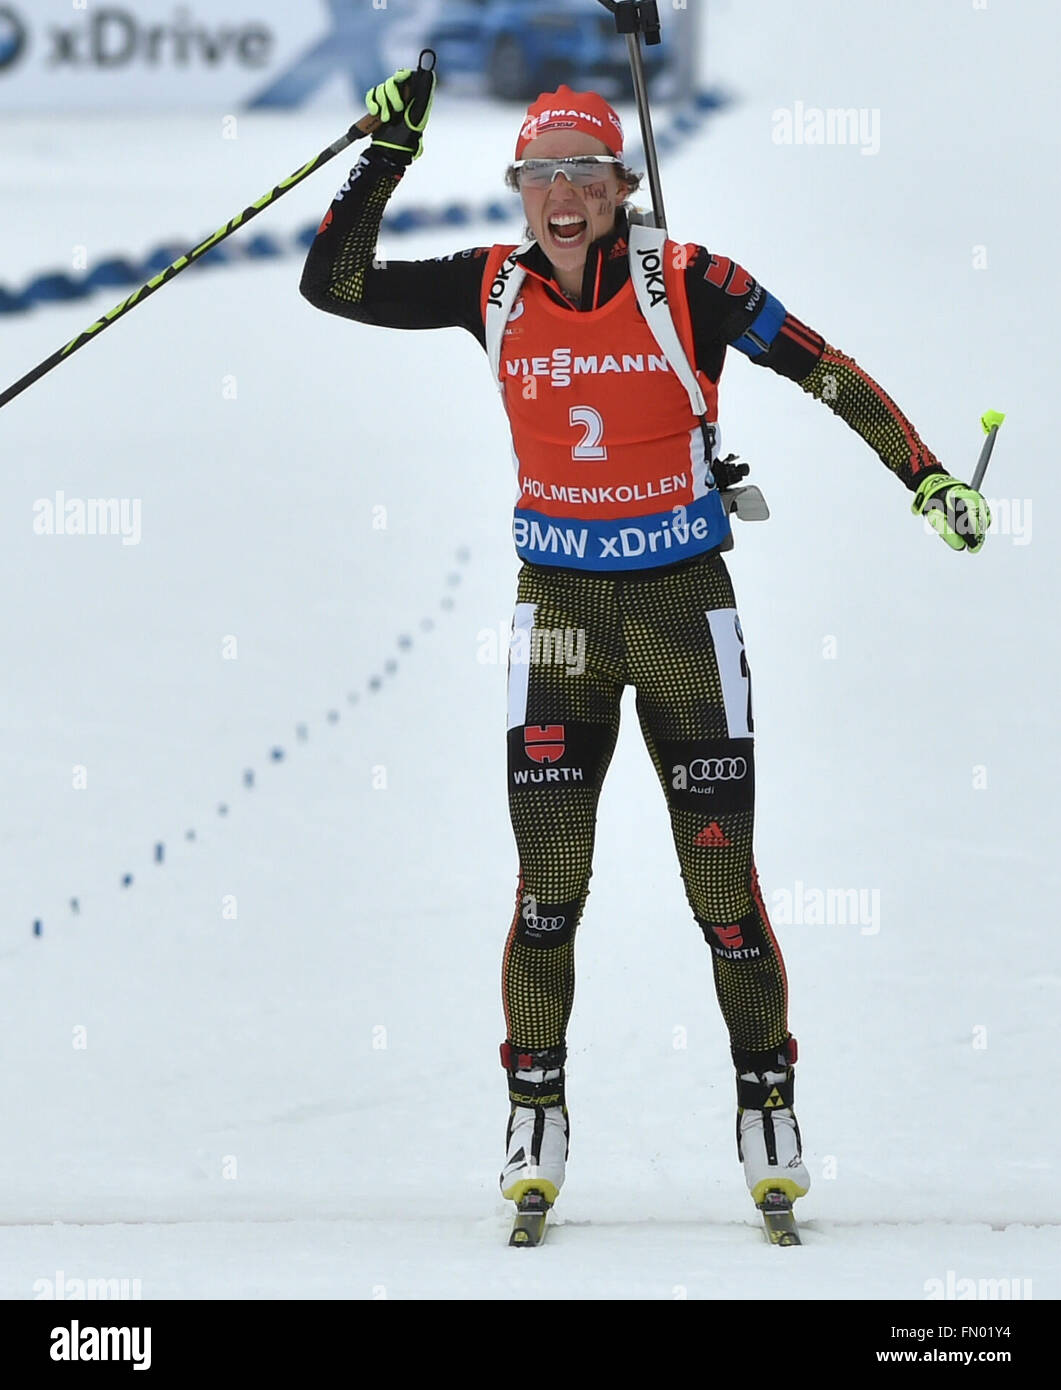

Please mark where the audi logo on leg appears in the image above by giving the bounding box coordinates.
[524,914,566,932]
[687,757,747,781]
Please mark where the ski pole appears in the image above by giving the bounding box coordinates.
[0,51,436,414]
[971,408,1005,491]
[598,0,667,230]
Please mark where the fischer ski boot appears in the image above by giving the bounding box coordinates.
[499,1042,568,1209]
[733,1036,810,1208]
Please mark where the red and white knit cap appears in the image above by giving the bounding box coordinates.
[515,84,624,159]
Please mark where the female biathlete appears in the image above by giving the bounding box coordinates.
[300,66,990,1223]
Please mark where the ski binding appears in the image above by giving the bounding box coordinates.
[509,1189,551,1247]
[758,1189,801,1246]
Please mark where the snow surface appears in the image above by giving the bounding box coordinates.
[1,0,1059,1299]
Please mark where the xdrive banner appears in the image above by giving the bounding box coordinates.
[0,0,699,111]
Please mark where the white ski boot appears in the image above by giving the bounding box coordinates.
[734,1037,810,1207]
[499,1043,568,1208]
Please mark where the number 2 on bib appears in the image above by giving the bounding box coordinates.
[569,405,607,461]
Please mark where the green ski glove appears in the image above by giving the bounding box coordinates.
[912,472,991,553]
[365,65,436,163]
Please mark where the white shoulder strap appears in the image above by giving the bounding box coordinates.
[487,228,709,420]
[485,240,534,389]
[628,222,708,418]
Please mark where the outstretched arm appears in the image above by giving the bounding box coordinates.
[682,246,990,549]
[682,248,944,490]
[791,340,943,490]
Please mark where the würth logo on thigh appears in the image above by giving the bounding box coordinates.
[712,923,744,949]
[525,725,565,764]
[511,723,582,785]
[508,720,610,788]
[699,911,764,960]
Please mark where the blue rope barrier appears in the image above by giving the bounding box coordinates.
[0,89,730,317]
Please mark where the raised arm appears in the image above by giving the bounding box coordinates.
[300,67,490,344]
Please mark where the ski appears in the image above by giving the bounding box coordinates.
[508,1189,551,1247]
[758,1190,801,1246]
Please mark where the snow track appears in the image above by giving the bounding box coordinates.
[1,0,1058,1299]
